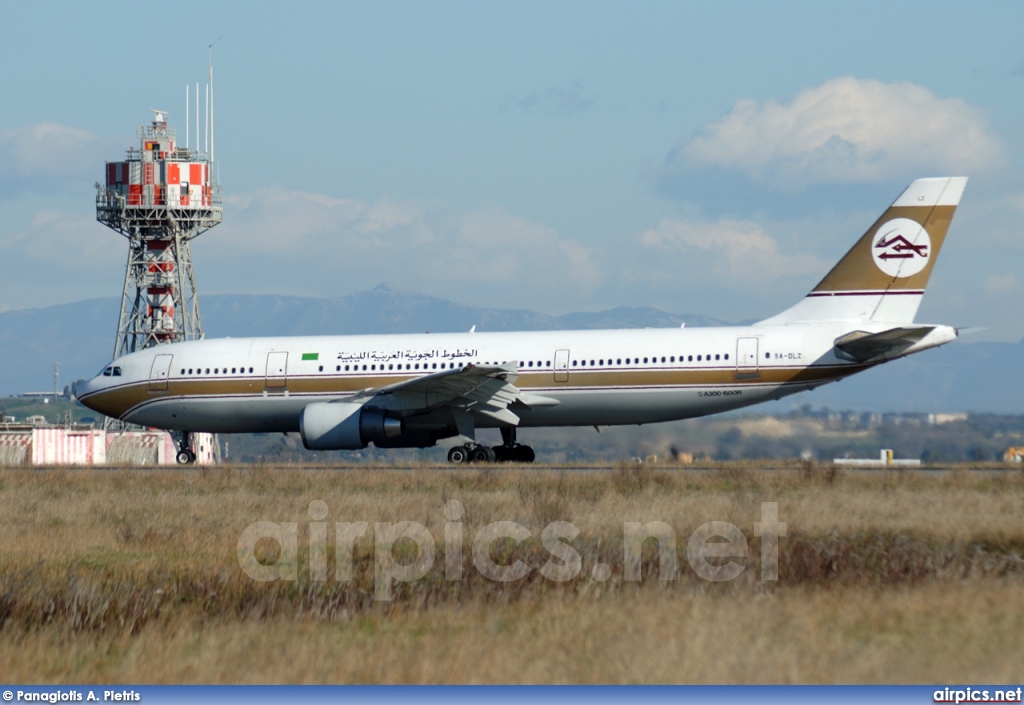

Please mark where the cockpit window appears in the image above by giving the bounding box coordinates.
[112,367,122,377]
[102,367,112,377]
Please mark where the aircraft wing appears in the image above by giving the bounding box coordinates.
[349,361,558,426]
[834,326,939,363]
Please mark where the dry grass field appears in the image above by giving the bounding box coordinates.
[0,463,1022,683]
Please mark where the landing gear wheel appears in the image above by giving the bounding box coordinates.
[470,445,496,463]
[448,445,471,464]
[513,445,535,463]
[175,431,196,465]
[494,427,536,463]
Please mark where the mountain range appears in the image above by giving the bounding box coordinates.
[1,283,1020,414]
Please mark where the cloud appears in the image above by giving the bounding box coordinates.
[449,207,600,287]
[502,80,594,117]
[206,189,600,309]
[663,77,1000,193]
[984,272,1017,294]
[0,123,105,197]
[1,210,117,266]
[212,190,820,322]
[639,217,826,281]
[0,209,123,310]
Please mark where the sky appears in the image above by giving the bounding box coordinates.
[2,0,1023,341]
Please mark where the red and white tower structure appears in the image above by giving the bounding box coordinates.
[96,110,222,357]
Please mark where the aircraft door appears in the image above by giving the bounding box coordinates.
[149,354,173,391]
[736,337,759,377]
[554,349,570,382]
[266,351,288,389]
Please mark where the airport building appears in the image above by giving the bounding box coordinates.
[0,418,216,466]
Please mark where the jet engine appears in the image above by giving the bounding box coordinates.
[299,402,403,450]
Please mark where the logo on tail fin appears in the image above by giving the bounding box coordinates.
[872,218,931,278]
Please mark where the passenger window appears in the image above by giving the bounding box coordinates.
[643,357,648,364]
[697,355,702,361]
[724,354,729,361]
[180,369,185,375]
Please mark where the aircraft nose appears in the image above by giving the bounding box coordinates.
[76,374,104,407]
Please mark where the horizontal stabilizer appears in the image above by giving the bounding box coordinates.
[834,326,938,362]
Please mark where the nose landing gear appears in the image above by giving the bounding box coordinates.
[175,431,197,465]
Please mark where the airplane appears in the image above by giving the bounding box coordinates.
[77,177,967,465]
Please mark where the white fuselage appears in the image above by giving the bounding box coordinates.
[75,176,967,458]
[77,322,907,435]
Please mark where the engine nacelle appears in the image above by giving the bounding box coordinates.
[299,402,403,451]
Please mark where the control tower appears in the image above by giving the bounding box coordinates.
[96,111,222,357]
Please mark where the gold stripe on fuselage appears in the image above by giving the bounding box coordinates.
[82,362,866,421]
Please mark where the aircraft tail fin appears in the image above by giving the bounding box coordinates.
[758,177,967,325]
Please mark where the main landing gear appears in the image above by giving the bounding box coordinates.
[175,431,197,465]
[446,427,535,464]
